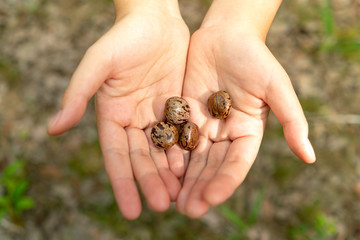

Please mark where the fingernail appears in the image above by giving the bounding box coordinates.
[306,139,316,163]
[49,110,62,128]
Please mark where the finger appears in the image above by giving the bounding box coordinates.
[204,136,261,206]
[184,141,231,218]
[48,46,110,136]
[179,151,191,184]
[176,136,211,214]
[166,145,185,178]
[145,128,181,201]
[265,65,316,163]
[97,119,141,220]
[126,127,170,212]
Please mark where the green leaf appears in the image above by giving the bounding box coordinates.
[218,205,248,232]
[0,160,24,182]
[248,188,265,225]
[314,213,337,238]
[12,181,29,201]
[6,181,18,196]
[0,196,8,207]
[331,39,360,55]
[15,197,34,212]
[0,209,7,219]
[320,0,335,36]
[289,224,310,240]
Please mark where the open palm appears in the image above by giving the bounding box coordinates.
[177,27,315,218]
[48,10,189,219]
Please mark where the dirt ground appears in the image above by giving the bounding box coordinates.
[0,0,359,239]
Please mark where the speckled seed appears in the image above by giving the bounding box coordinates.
[164,97,190,125]
[208,91,232,119]
[174,122,186,135]
[179,122,199,151]
[151,122,179,150]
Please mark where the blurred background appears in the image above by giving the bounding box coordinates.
[0,0,359,239]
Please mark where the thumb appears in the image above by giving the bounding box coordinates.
[48,46,110,136]
[265,65,316,164]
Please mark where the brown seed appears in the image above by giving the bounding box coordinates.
[151,122,179,150]
[207,91,232,119]
[179,122,199,151]
[174,122,186,135]
[164,97,190,125]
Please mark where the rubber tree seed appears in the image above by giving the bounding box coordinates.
[151,122,179,150]
[179,122,199,151]
[164,96,190,125]
[207,91,232,119]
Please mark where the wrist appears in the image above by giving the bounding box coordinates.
[200,0,282,41]
[113,0,181,20]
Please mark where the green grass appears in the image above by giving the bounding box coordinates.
[318,0,360,60]
[218,188,265,240]
[290,210,337,240]
[0,159,34,225]
[319,0,334,36]
[288,0,360,60]
[289,201,337,240]
[82,195,223,239]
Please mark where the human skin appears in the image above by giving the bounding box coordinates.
[47,0,316,220]
[177,0,316,218]
[47,0,190,220]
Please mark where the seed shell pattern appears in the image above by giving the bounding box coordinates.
[165,97,190,125]
[179,122,199,151]
[208,91,232,119]
[151,122,179,150]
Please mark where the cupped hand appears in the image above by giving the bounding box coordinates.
[177,26,316,218]
[47,7,190,219]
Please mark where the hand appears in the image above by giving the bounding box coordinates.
[177,13,316,218]
[47,1,190,219]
